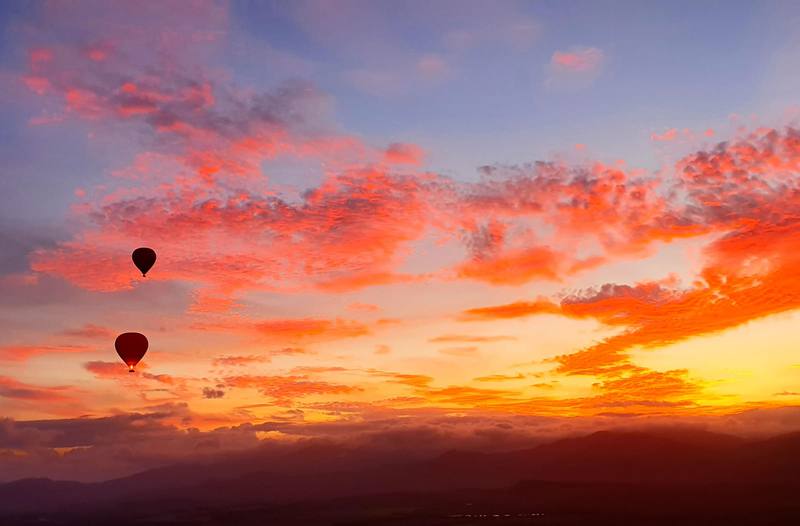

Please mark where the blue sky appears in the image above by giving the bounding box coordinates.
[2,0,797,230]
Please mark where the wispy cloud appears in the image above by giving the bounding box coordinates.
[546,46,605,89]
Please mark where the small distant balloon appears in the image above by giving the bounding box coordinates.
[115,332,148,373]
[132,247,156,277]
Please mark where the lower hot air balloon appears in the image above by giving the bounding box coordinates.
[115,332,148,372]
[132,247,157,277]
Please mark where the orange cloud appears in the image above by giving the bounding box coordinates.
[212,355,270,367]
[424,385,516,406]
[223,375,361,404]
[193,316,370,347]
[474,373,525,382]
[428,335,516,343]
[453,129,800,409]
[367,370,433,388]
[557,135,800,375]
[254,318,370,342]
[456,246,563,284]
[438,346,479,357]
[460,299,561,320]
[211,349,309,368]
[592,368,701,402]
[459,127,800,387]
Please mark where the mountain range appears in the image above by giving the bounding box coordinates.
[2,428,799,525]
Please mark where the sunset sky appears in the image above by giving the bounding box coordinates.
[3,0,800,481]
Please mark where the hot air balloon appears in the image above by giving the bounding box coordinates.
[115,332,148,372]
[132,247,156,277]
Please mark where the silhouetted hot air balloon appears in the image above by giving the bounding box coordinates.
[115,332,148,372]
[132,247,156,277]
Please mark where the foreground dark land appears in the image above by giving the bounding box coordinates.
[2,429,799,525]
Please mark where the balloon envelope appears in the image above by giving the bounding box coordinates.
[115,332,148,372]
[132,247,156,277]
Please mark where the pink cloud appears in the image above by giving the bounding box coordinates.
[0,376,76,402]
[84,360,147,379]
[61,324,113,340]
[346,54,450,97]
[651,128,679,142]
[547,46,605,89]
[551,46,604,73]
[0,344,92,362]
[416,54,449,78]
[383,143,425,165]
[347,302,381,313]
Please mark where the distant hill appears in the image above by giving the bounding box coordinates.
[2,429,799,525]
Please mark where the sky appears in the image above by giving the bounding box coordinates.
[3,0,800,481]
